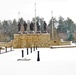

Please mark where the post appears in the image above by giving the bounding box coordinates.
[27,48,29,55]
[5,47,7,52]
[10,46,12,51]
[36,46,37,50]
[37,51,40,61]
[33,46,35,51]
[30,47,32,53]
[0,48,1,54]
[0,49,1,54]
[22,50,24,58]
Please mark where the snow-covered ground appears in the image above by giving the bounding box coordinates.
[0,46,76,75]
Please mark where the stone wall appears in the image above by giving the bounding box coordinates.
[60,41,71,45]
[13,33,61,48]
[12,33,70,48]
[0,42,12,47]
[0,33,71,48]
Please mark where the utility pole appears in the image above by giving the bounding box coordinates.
[18,11,20,22]
[51,11,54,40]
[34,3,37,33]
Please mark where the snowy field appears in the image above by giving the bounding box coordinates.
[0,46,76,75]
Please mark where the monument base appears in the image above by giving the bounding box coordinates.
[36,31,41,33]
[12,33,63,48]
[24,31,28,34]
[29,31,35,34]
[0,33,71,48]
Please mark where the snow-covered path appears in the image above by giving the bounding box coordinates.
[0,47,76,75]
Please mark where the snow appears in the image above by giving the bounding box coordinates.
[0,46,76,75]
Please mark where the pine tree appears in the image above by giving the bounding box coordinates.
[67,33,74,41]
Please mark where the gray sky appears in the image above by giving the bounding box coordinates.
[0,0,76,23]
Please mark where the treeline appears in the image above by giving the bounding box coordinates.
[0,16,76,42]
[48,16,76,41]
[0,19,18,42]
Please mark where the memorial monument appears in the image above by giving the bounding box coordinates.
[12,3,65,48]
[0,4,70,48]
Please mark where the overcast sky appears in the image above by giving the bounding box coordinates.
[0,0,76,23]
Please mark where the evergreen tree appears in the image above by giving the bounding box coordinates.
[57,16,66,33]
[32,16,44,32]
[47,17,57,33]
[67,33,74,41]
[19,18,24,25]
[65,17,76,33]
